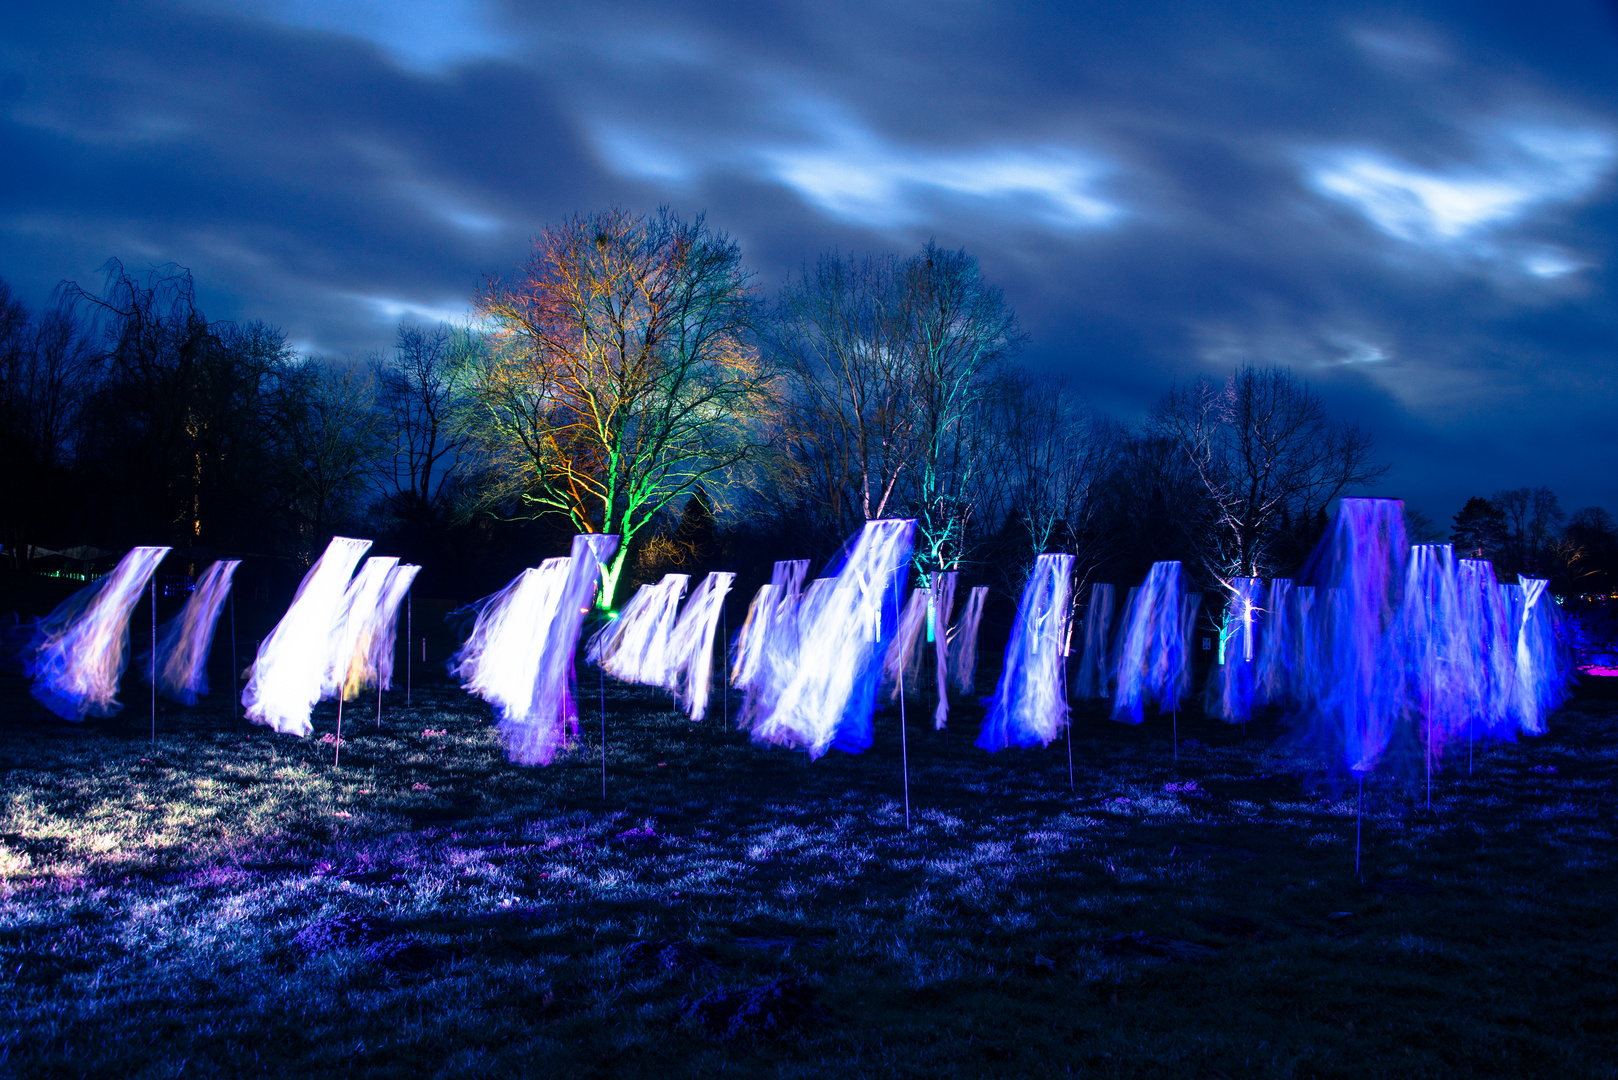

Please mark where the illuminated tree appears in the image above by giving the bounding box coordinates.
[769,242,1020,570]
[1152,365,1386,591]
[469,207,769,605]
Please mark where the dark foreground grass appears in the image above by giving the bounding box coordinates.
[0,671,1613,1079]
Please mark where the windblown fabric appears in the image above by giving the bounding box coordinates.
[368,563,420,692]
[1458,558,1518,742]
[749,519,915,759]
[664,571,735,720]
[1300,498,1406,776]
[946,586,989,696]
[1254,578,1293,709]
[1072,582,1115,700]
[142,558,240,706]
[1206,576,1263,723]
[930,572,957,728]
[1112,561,1199,725]
[881,587,931,703]
[731,560,809,696]
[588,574,689,685]
[977,553,1075,751]
[1514,576,1573,735]
[1384,545,1470,761]
[449,558,571,730]
[243,537,372,736]
[505,533,620,765]
[323,556,400,703]
[28,545,172,721]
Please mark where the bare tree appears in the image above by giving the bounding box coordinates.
[0,278,101,565]
[469,206,771,605]
[1152,365,1386,592]
[770,242,1020,570]
[281,358,387,559]
[371,321,476,527]
[977,369,1123,593]
[769,250,915,545]
[66,261,301,553]
[1492,486,1564,578]
[901,244,1022,570]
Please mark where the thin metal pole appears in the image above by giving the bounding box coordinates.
[150,575,157,744]
[406,590,412,707]
[376,680,382,727]
[335,696,343,767]
[722,607,728,726]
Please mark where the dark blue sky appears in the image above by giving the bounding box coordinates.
[4,1,1616,524]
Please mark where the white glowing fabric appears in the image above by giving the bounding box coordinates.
[977,553,1074,751]
[28,545,171,721]
[145,558,239,705]
[368,563,420,692]
[588,574,690,685]
[930,572,957,728]
[748,518,915,759]
[947,586,989,695]
[664,571,736,720]
[505,533,620,765]
[1072,583,1116,700]
[1457,558,1517,741]
[731,560,809,694]
[243,537,372,736]
[881,587,931,702]
[323,556,400,702]
[450,558,571,728]
[1514,576,1573,734]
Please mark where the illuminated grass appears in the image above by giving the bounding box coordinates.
[0,673,1613,1078]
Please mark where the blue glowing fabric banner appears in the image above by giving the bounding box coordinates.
[144,558,239,706]
[977,552,1075,752]
[29,545,171,721]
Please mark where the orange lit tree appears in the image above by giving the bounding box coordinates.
[469,207,770,606]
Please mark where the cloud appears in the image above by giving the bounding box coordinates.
[2,0,1616,517]
[206,0,514,74]
[1305,123,1615,246]
[352,294,475,328]
[590,97,1123,232]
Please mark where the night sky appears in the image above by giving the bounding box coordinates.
[4,1,1616,523]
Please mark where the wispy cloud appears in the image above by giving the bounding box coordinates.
[209,0,513,73]
[1305,123,1614,247]
[591,98,1123,232]
[352,294,473,328]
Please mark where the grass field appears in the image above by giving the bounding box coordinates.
[0,665,1613,1079]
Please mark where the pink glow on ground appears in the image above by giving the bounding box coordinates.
[1580,665,1618,677]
